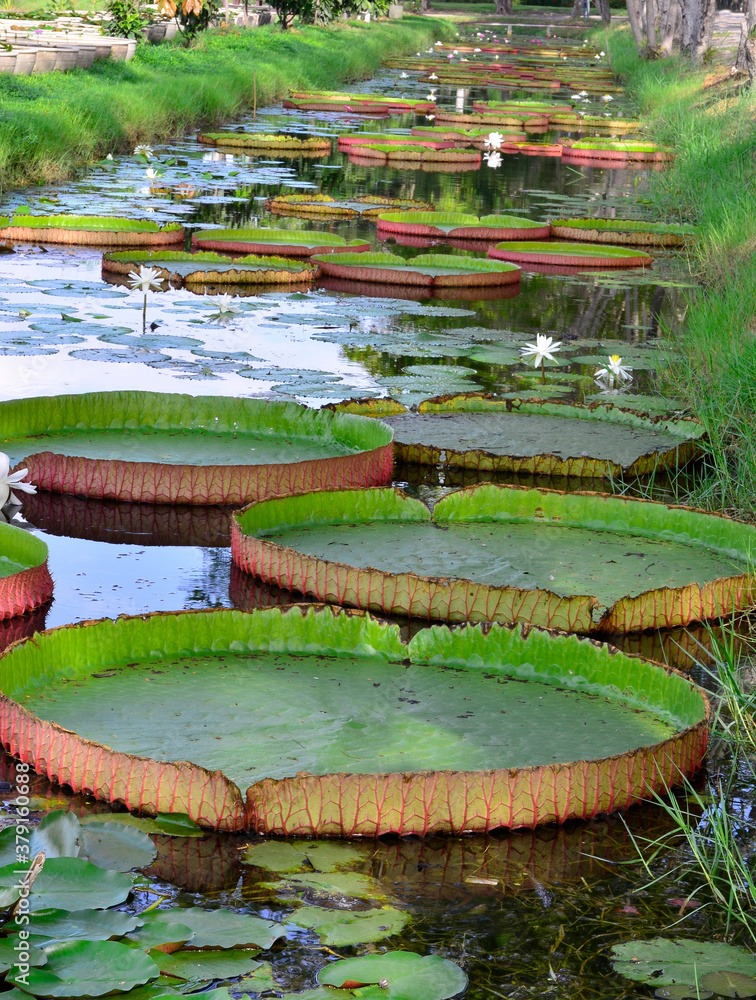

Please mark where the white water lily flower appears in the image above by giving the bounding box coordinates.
[429,73,438,81]
[520,335,562,367]
[570,94,581,100]
[426,114,435,121]
[427,93,436,101]
[128,265,162,294]
[134,144,154,158]
[474,47,481,52]
[485,131,504,150]
[212,294,240,316]
[600,50,606,55]
[0,454,36,509]
[595,53,602,59]
[579,90,589,96]
[601,94,614,102]
[145,167,160,182]
[435,40,443,46]
[595,354,633,383]
[484,150,502,168]
[105,153,114,161]
[400,72,409,79]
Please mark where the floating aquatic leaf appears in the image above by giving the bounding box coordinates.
[655,987,713,1000]
[0,937,48,973]
[79,812,202,838]
[701,972,756,998]
[10,907,141,945]
[79,822,157,872]
[149,949,264,981]
[149,908,285,950]
[242,840,366,873]
[0,857,134,911]
[30,810,81,859]
[318,952,468,1000]
[287,905,409,946]
[611,939,756,987]
[8,940,159,997]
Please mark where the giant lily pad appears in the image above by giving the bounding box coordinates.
[564,139,672,162]
[549,218,697,247]
[231,484,756,633]
[0,213,183,247]
[376,213,550,241]
[197,133,331,152]
[102,251,316,286]
[337,134,455,151]
[267,195,435,220]
[8,940,159,997]
[0,605,709,835]
[0,522,53,619]
[0,391,392,505]
[312,252,521,288]
[342,395,704,478]
[192,229,370,257]
[488,241,652,268]
[348,146,480,168]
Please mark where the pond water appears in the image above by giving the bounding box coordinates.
[0,26,740,1000]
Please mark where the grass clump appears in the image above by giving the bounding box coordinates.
[598,26,756,516]
[0,17,454,190]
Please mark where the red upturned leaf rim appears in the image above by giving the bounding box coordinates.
[0,522,53,620]
[0,604,710,836]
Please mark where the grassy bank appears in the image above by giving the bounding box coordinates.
[599,27,756,514]
[0,16,454,190]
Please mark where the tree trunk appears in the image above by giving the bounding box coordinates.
[736,0,756,79]
[646,0,658,49]
[626,0,646,49]
[596,0,611,23]
[659,0,681,52]
[495,0,512,13]
[571,0,582,19]
[680,0,715,60]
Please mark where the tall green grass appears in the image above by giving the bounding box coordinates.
[599,27,756,514]
[0,17,455,189]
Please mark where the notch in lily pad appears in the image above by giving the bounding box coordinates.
[318,952,468,1000]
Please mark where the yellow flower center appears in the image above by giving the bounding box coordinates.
[611,355,621,363]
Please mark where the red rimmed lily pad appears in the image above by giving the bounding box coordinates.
[337,134,454,150]
[488,241,653,268]
[312,252,521,288]
[0,213,183,247]
[102,250,316,285]
[191,229,370,257]
[267,194,435,219]
[283,92,434,114]
[231,484,756,633]
[564,140,672,162]
[197,133,331,152]
[0,391,393,506]
[0,603,709,834]
[376,212,550,241]
[549,218,697,247]
[328,394,704,478]
[346,145,481,167]
[0,522,53,620]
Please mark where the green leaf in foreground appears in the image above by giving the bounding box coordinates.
[318,952,468,1000]
[149,908,284,950]
[125,917,195,952]
[701,971,756,998]
[611,939,756,986]
[242,840,366,873]
[29,811,81,859]
[79,812,202,838]
[287,905,409,946]
[30,857,134,911]
[148,949,264,981]
[8,940,159,997]
[11,907,141,944]
[0,936,48,973]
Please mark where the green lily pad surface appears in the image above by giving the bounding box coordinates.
[268,195,435,218]
[103,250,315,283]
[318,952,468,1000]
[8,940,159,998]
[488,241,652,266]
[0,391,392,505]
[612,939,756,987]
[192,228,368,252]
[0,214,182,234]
[287,906,409,946]
[0,606,708,834]
[233,485,755,633]
[379,398,702,476]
